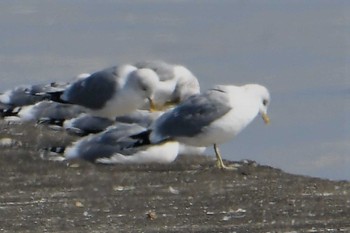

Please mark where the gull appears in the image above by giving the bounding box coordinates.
[149,84,271,169]
[62,110,162,136]
[0,82,68,107]
[62,123,179,164]
[134,61,200,110]
[62,109,206,156]
[0,82,68,117]
[62,114,115,136]
[16,100,85,123]
[61,65,159,119]
[61,109,206,160]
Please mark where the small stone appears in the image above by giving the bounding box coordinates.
[113,185,135,191]
[0,138,15,147]
[168,186,180,195]
[147,211,157,220]
[69,163,80,168]
[75,201,84,207]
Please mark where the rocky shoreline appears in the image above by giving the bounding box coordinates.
[0,121,349,232]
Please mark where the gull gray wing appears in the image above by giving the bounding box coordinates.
[61,66,119,109]
[65,114,115,135]
[152,88,232,140]
[71,123,147,162]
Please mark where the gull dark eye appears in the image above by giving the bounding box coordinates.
[137,79,148,91]
[262,99,268,106]
[140,84,148,91]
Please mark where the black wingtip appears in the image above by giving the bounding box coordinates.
[42,146,66,154]
[35,90,71,104]
[0,106,22,118]
[130,129,152,147]
[37,118,65,127]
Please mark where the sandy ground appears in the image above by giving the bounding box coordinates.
[0,121,349,232]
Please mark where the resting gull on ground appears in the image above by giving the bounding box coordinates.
[149,84,271,169]
[134,61,200,110]
[4,100,85,124]
[0,82,68,117]
[47,123,179,164]
[61,110,161,136]
[62,114,115,136]
[61,109,206,156]
[61,65,159,119]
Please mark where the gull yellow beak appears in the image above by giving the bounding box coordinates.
[163,99,180,109]
[148,98,157,112]
[261,112,270,124]
[148,99,180,112]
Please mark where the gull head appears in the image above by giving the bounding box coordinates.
[126,68,160,112]
[127,68,159,99]
[244,84,271,124]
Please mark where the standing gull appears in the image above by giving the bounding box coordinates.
[61,65,159,119]
[134,61,200,110]
[149,84,271,169]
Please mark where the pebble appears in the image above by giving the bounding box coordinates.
[146,211,157,220]
[168,186,180,195]
[75,201,84,207]
[0,138,18,147]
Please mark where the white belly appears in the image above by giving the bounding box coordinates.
[176,107,258,147]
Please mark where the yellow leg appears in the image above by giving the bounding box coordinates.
[213,144,237,170]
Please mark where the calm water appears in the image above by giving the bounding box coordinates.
[1,1,349,180]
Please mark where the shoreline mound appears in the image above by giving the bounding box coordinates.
[0,120,349,232]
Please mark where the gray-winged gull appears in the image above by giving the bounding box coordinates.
[60,109,206,158]
[61,109,206,156]
[60,123,179,164]
[134,61,200,110]
[10,100,86,123]
[0,82,69,117]
[60,110,162,136]
[62,114,115,136]
[61,65,159,119]
[149,84,271,169]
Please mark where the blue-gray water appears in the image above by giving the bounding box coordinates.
[1,1,349,180]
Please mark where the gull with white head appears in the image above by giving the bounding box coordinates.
[149,84,271,169]
[134,61,200,110]
[61,65,159,119]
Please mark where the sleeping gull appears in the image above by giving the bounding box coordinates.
[134,61,200,110]
[61,65,159,119]
[5,100,85,123]
[59,110,162,136]
[0,82,68,117]
[63,114,116,136]
[149,84,271,169]
[61,109,206,156]
[51,123,179,164]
